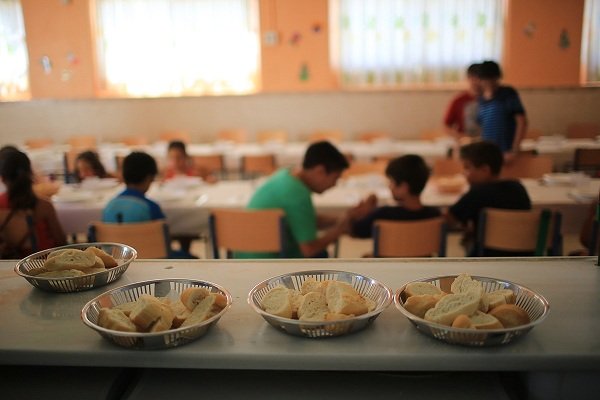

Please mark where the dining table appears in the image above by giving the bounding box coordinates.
[1,256,598,399]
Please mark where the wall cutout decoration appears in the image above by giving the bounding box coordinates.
[299,63,309,81]
[559,29,570,49]
[523,22,536,38]
[312,23,322,33]
[289,32,302,45]
[40,56,52,74]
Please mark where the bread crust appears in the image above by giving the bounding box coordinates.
[88,247,118,268]
[404,294,439,319]
[488,304,530,328]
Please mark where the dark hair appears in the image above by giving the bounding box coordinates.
[466,63,482,77]
[0,150,37,210]
[167,140,187,155]
[122,152,158,184]
[459,141,504,176]
[479,60,502,80]
[0,145,19,156]
[302,141,349,173]
[75,150,108,181]
[385,155,430,195]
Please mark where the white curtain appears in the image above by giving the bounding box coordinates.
[332,0,504,87]
[0,0,29,99]
[582,0,600,83]
[95,0,259,97]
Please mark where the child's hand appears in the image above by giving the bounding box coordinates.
[347,194,378,221]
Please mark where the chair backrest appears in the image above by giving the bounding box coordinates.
[68,135,97,149]
[525,128,543,140]
[308,130,344,143]
[88,220,170,258]
[217,129,247,144]
[25,138,54,149]
[122,135,149,146]
[356,131,390,142]
[241,154,276,177]
[160,131,191,143]
[432,158,463,177]
[256,130,288,144]
[342,161,387,177]
[373,217,447,257]
[566,122,600,139]
[500,155,553,179]
[209,209,287,258]
[573,148,600,175]
[476,208,559,256]
[420,128,447,141]
[191,154,224,174]
[0,209,37,258]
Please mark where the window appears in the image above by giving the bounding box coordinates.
[0,0,29,100]
[582,0,600,84]
[95,0,259,97]
[330,0,505,87]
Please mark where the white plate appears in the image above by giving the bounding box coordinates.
[542,173,589,186]
[52,191,96,203]
[148,190,185,203]
[568,188,598,203]
[162,176,203,189]
[80,177,120,190]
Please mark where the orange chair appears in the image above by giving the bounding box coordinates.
[342,161,387,178]
[356,131,390,143]
[160,131,191,143]
[525,129,543,140]
[373,217,447,257]
[308,130,344,143]
[25,138,54,149]
[420,128,449,141]
[566,123,600,139]
[256,130,288,144]
[88,220,171,259]
[121,135,149,146]
[432,158,463,177]
[573,148,600,176]
[216,129,247,144]
[191,154,225,175]
[500,155,553,179]
[68,135,97,149]
[241,154,277,177]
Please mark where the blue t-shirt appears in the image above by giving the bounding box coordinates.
[478,86,526,152]
[102,187,165,223]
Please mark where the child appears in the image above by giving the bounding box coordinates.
[477,60,528,163]
[447,141,531,256]
[102,152,164,223]
[0,150,66,257]
[350,155,441,238]
[444,63,482,139]
[163,140,216,183]
[74,150,112,182]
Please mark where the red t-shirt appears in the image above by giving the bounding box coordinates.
[444,91,476,134]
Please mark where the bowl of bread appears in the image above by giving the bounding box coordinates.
[14,243,136,293]
[248,270,393,338]
[395,273,549,346]
[81,279,232,349]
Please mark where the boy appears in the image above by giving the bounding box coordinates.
[350,155,441,238]
[447,141,531,256]
[444,63,482,139]
[103,152,164,223]
[238,141,356,258]
[477,60,528,163]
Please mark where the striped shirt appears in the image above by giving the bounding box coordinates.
[478,86,526,152]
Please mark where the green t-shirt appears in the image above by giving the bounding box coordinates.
[235,169,316,258]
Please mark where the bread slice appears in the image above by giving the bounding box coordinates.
[297,291,329,321]
[469,311,504,330]
[325,281,368,316]
[450,273,484,297]
[38,269,85,278]
[114,301,138,317]
[451,314,474,329]
[261,286,293,318]
[405,282,443,298]
[180,287,211,311]
[87,246,118,268]
[180,294,218,327]
[129,294,164,331]
[424,291,481,326]
[300,278,321,295]
[488,304,530,328]
[169,301,192,328]
[148,303,175,332]
[44,248,96,271]
[404,294,439,319]
[98,308,138,332]
[289,289,303,318]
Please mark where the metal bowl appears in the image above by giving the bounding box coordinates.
[248,270,393,338]
[14,243,137,293]
[81,279,232,350]
[395,275,550,346]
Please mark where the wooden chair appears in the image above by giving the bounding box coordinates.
[500,155,553,179]
[476,208,561,257]
[191,154,225,175]
[342,161,387,178]
[372,217,447,257]
[25,138,54,149]
[216,129,247,144]
[160,131,191,143]
[308,130,344,143]
[573,148,600,177]
[432,158,463,177]
[356,131,390,143]
[87,220,171,258]
[63,148,97,183]
[0,209,37,258]
[525,128,543,140]
[420,128,449,141]
[241,154,276,178]
[256,130,288,144]
[121,135,149,147]
[68,135,97,149]
[208,209,288,258]
[566,123,600,139]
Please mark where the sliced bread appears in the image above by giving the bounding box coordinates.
[424,290,481,326]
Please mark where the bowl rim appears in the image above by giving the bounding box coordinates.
[247,269,394,327]
[13,242,137,280]
[394,274,551,334]
[80,278,233,338]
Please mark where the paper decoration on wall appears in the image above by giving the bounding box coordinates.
[299,63,309,82]
[66,52,79,66]
[289,32,302,45]
[263,31,279,46]
[312,23,322,33]
[61,69,72,82]
[559,29,570,49]
[40,56,52,74]
[523,22,536,38]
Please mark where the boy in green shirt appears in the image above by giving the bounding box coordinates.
[238,141,358,258]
